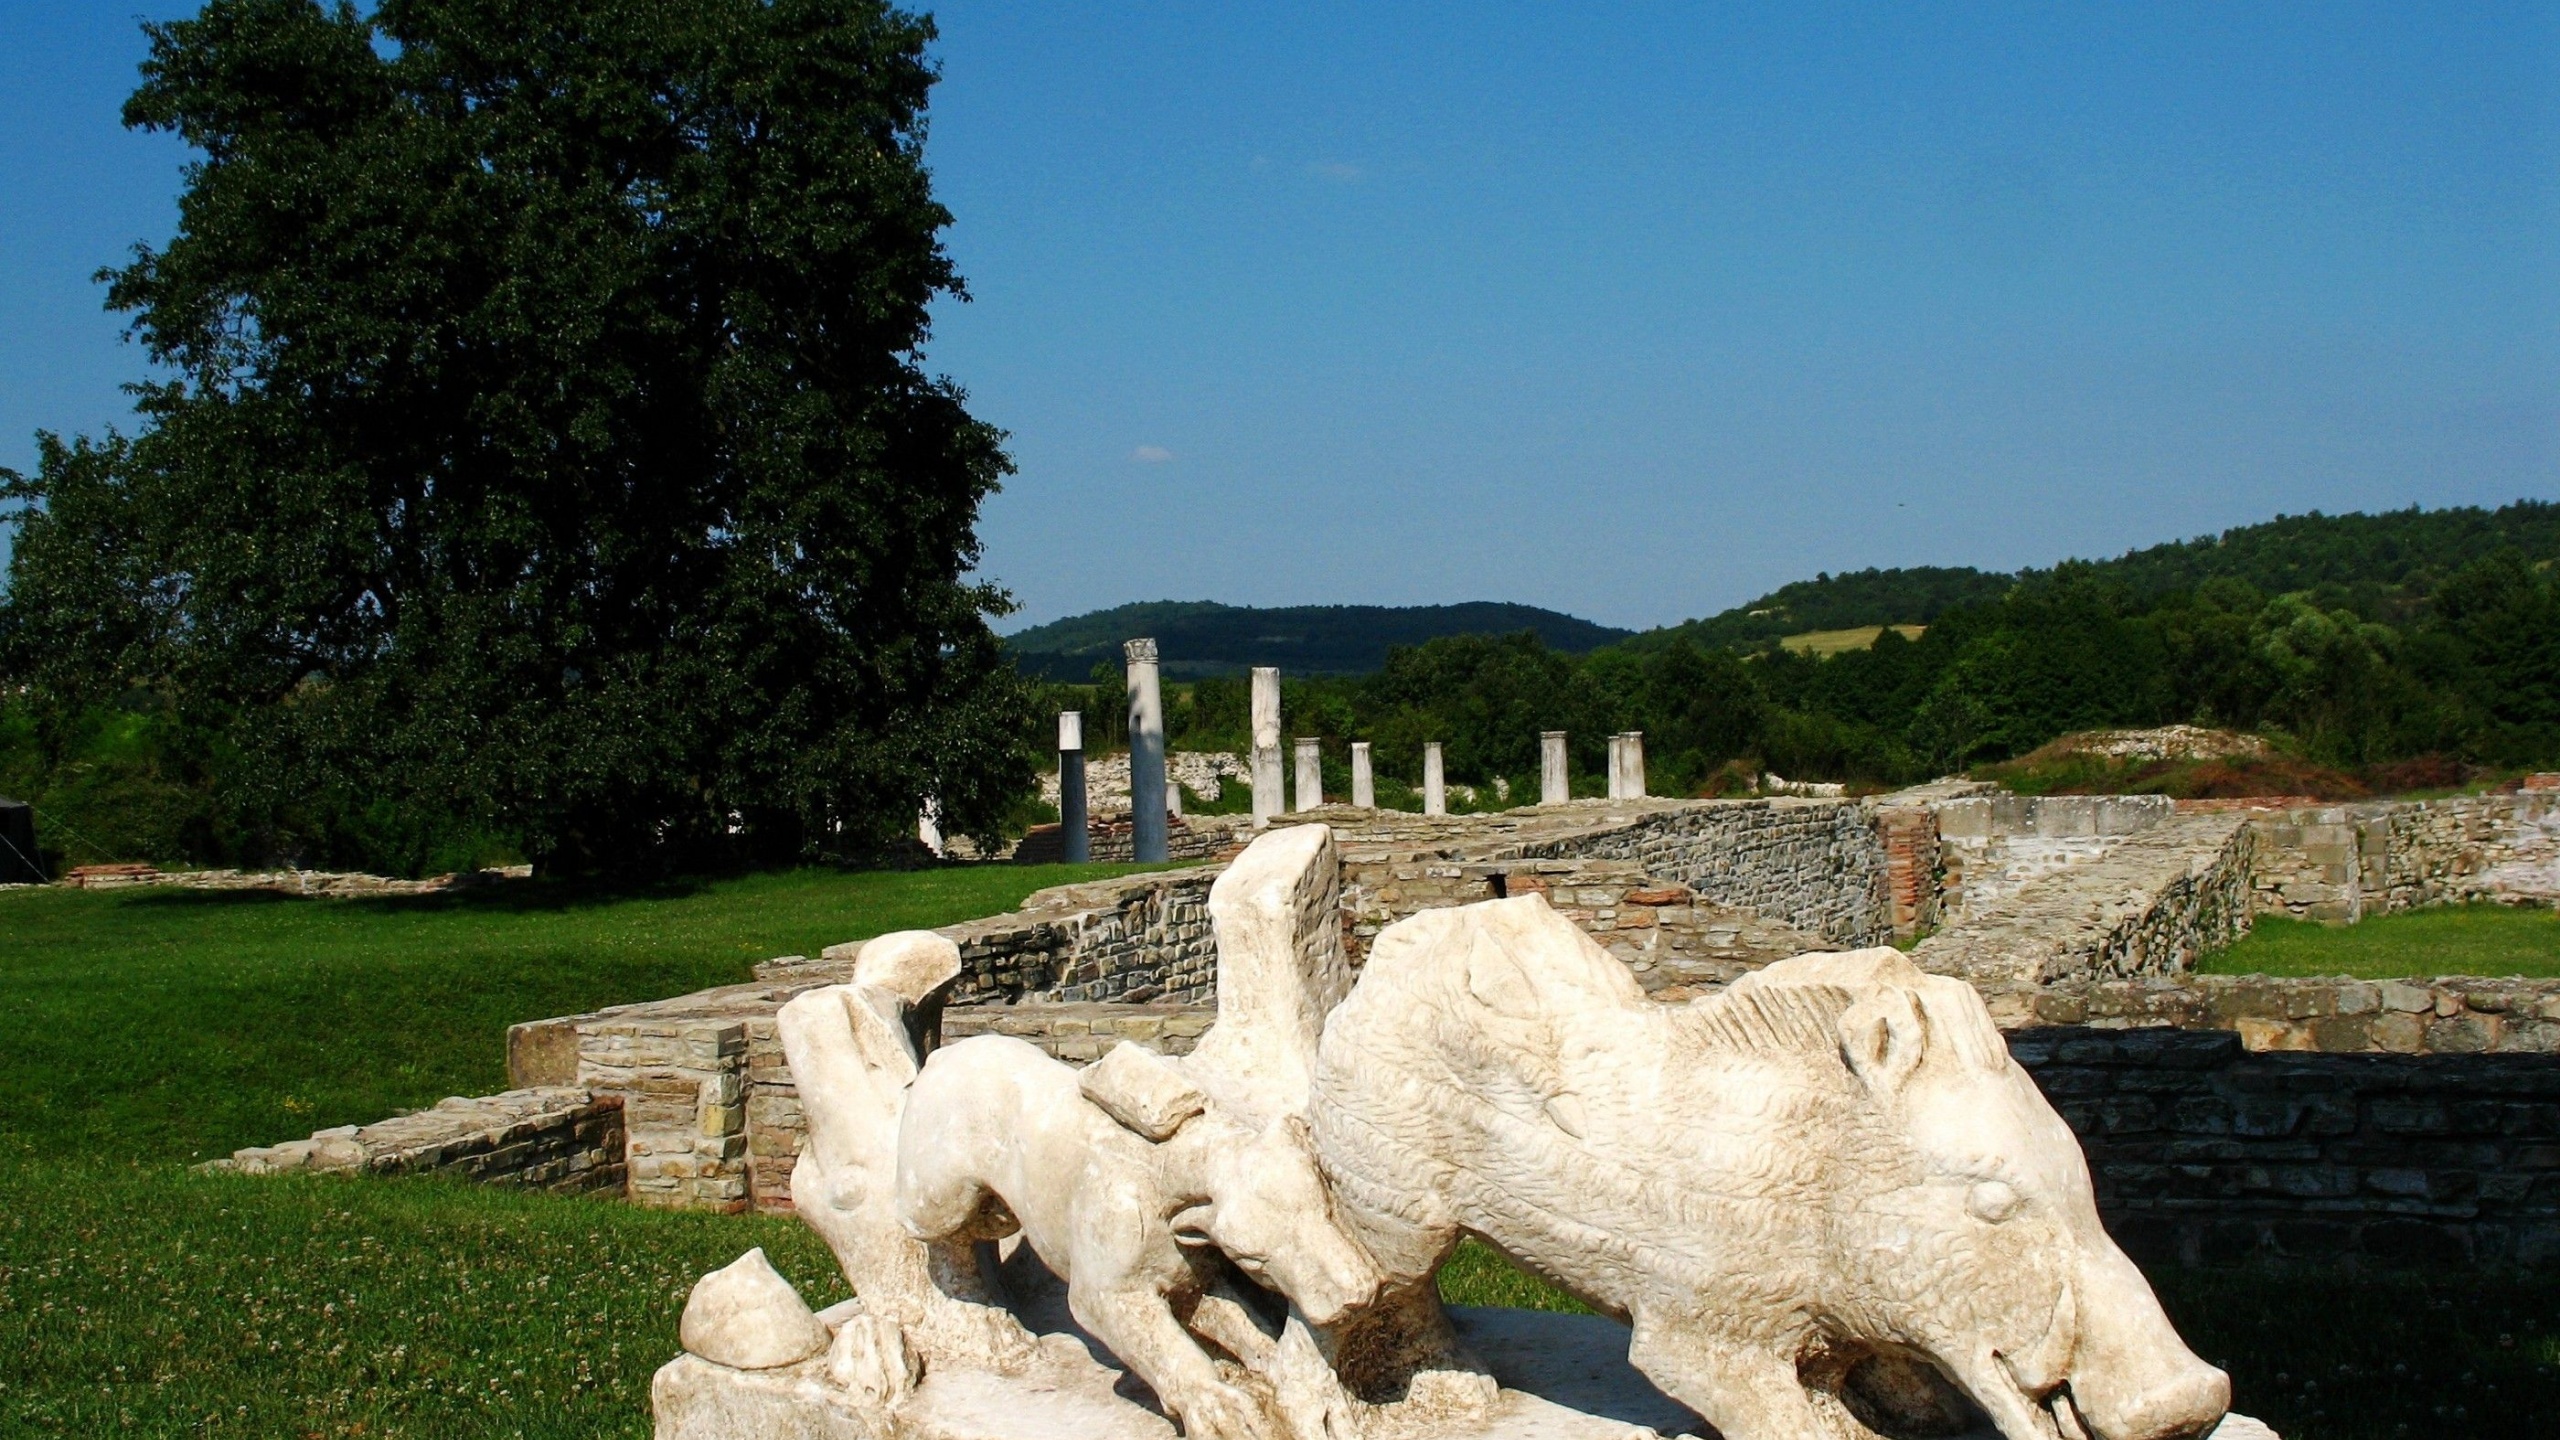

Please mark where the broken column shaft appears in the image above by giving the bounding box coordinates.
[1294,738,1323,812]
[1058,711,1089,863]
[1125,638,1167,864]
[1423,742,1446,816]
[1541,731,1570,806]
[1250,667,1283,829]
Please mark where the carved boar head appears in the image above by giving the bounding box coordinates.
[1784,955,2231,1440]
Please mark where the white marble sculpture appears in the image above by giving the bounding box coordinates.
[897,1033,1379,1440]
[656,823,2277,1440]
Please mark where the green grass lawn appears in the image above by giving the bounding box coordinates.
[2205,902,2560,979]
[0,864,1175,1162]
[1,867,2555,1438]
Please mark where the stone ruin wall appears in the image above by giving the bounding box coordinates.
[219,787,2560,1267]
[1542,798,1893,947]
[2017,1026,2560,1273]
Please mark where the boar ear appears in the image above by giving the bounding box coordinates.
[1840,986,1927,1100]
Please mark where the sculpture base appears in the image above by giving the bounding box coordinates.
[653,1306,1704,1439]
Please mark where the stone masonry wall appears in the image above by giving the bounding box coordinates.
[2028,974,2560,1057]
[207,1088,625,1194]
[1917,813,2257,994]
[1338,853,1838,995]
[2014,1026,2560,1271]
[1542,798,1892,947]
[1933,794,2178,921]
[2248,792,2560,921]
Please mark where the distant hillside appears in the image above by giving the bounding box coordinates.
[2029,503,2560,603]
[1629,501,2560,652]
[1005,601,1634,680]
[1630,566,2013,652]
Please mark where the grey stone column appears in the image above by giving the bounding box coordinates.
[1423,743,1446,816]
[1125,638,1167,863]
[1294,737,1323,812]
[1350,742,1375,809]
[1250,666,1283,829]
[1621,730,1647,799]
[1057,711,1089,863]
[1541,731,1570,806]
[1606,735,1626,799]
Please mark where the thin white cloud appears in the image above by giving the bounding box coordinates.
[1307,161,1363,183]
[1131,445,1174,463]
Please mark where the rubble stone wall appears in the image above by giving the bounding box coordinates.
[2025,974,2560,1056]
[1338,853,1838,995]
[1933,794,2177,921]
[2248,793,2560,921]
[1540,799,1892,946]
[2015,1026,2560,1271]
[207,1088,625,1195]
[1915,814,2257,991]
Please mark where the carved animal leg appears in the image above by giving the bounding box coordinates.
[1191,1291,1366,1440]
[1074,1286,1277,1440]
[1629,1319,1833,1440]
[792,1160,1036,1371]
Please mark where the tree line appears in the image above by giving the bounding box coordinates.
[1069,523,2560,805]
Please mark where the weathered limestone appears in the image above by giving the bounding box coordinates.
[1125,640,1167,865]
[1314,914,2245,1440]
[1349,742,1374,809]
[1293,737,1323,812]
[205,1087,624,1192]
[1058,713,1089,864]
[1539,731,1569,805]
[1422,742,1446,817]
[1250,668,1283,829]
[1916,814,2256,997]
[1606,731,1646,799]
[682,1248,832,1370]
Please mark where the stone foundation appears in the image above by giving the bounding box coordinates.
[2016,1027,2560,1271]
[204,1087,624,1193]
[1913,814,2256,987]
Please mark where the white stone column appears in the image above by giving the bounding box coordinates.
[1350,742,1375,809]
[1125,638,1167,863]
[1058,711,1089,863]
[1294,737,1323,812]
[1541,731,1570,806]
[1423,742,1446,816]
[1606,734,1626,799]
[1621,730,1647,799]
[916,797,944,857]
[1250,666,1283,829]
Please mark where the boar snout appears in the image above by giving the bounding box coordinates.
[2070,1357,2228,1440]
[2064,1244,2229,1440]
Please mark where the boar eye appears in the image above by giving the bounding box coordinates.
[1967,1180,2021,1223]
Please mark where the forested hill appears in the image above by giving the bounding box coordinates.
[1630,567,2013,650]
[1004,601,1633,680]
[2028,503,2560,603]
[1636,502,2560,652]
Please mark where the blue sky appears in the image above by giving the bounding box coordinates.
[3,3,2555,631]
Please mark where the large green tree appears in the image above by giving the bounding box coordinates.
[0,0,1033,872]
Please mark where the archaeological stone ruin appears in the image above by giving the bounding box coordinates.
[201,657,2560,1436]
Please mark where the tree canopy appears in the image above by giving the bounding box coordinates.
[0,0,1033,874]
